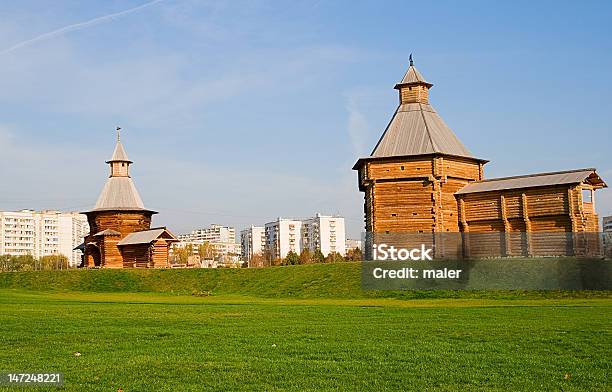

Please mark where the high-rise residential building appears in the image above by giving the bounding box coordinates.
[263,214,346,260]
[604,216,612,233]
[240,226,265,262]
[265,219,303,260]
[302,214,346,257]
[178,224,236,243]
[0,209,89,266]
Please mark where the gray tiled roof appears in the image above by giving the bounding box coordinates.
[371,103,474,159]
[93,177,146,211]
[117,228,178,246]
[456,169,607,195]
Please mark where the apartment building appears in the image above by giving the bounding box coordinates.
[240,226,265,263]
[0,209,89,266]
[264,214,346,259]
[604,216,612,233]
[265,218,303,260]
[302,214,346,257]
[178,224,236,243]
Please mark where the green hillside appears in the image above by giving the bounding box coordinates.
[0,262,609,299]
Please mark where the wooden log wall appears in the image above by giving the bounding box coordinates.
[399,85,429,104]
[87,211,153,238]
[457,183,602,257]
[360,155,482,234]
[101,236,122,268]
[120,244,151,267]
[151,239,170,268]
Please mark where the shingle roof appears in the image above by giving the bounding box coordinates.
[117,228,178,246]
[395,64,431,88]
[92,177,147,211]
[107,141,131,163]
[370,103,474,159]
[455,168,607,195]
[93,229,121,236]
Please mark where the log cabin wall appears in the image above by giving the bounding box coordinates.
[456,183,602,257]
[151,239,170,268]
[101,236,122,268]
[83,211,153,268]
[86,211,153,238]
[360,155,482,233]
[120,244,151,268]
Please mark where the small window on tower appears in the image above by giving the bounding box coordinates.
[122,163,125,167]
[400,166,405,170]
[391,213,397,217]
[582,189,592,203]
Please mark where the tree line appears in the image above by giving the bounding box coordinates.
[0,254,72,272]
[249,247,362,268]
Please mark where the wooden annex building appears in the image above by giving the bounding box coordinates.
[76,132,178,268]
[353,57,607,257]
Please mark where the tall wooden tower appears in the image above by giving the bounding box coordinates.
[353,58,488,233]
[81,131,177,268]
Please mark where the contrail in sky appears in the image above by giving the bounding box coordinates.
[0,0,164,55]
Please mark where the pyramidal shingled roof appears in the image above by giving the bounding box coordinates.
[87,140,154,213]
[370,63,476,160]
[107,141,131,163]
[93,177,146,211]
[395,64,430,87]
[371,102,474,158]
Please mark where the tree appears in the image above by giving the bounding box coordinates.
[346,247,362,261]
[284,251,299,266]
[40,254,70,270]
[197,242,215,261]
[313,249,325,264]
[250,252,265,268]
[298,249,312,265]
[324,252,345,264]
[172,244,193,264]
[263,249,275,267]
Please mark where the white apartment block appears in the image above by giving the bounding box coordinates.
[264,214,346,259]
[0,209,89,266]
[302,214,346,257]
[240,226,265,262]
[604,216,612,233]
[178,224,236,243]
[265,219,304,260]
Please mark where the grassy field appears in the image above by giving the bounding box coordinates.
[0,264,610,391]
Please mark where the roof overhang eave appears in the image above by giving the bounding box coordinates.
[353,153,489,170]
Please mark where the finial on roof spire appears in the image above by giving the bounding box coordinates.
[116,126,121,142]
[409,53,413,66]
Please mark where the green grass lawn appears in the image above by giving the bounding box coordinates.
[0,264,610,391]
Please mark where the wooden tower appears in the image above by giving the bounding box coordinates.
[81,131,177,268]
[353,58,488,233]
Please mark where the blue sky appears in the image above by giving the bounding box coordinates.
[0,0,611,238]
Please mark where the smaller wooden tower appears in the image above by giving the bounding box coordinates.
[80,130,178,268]
[353,57,488,233]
